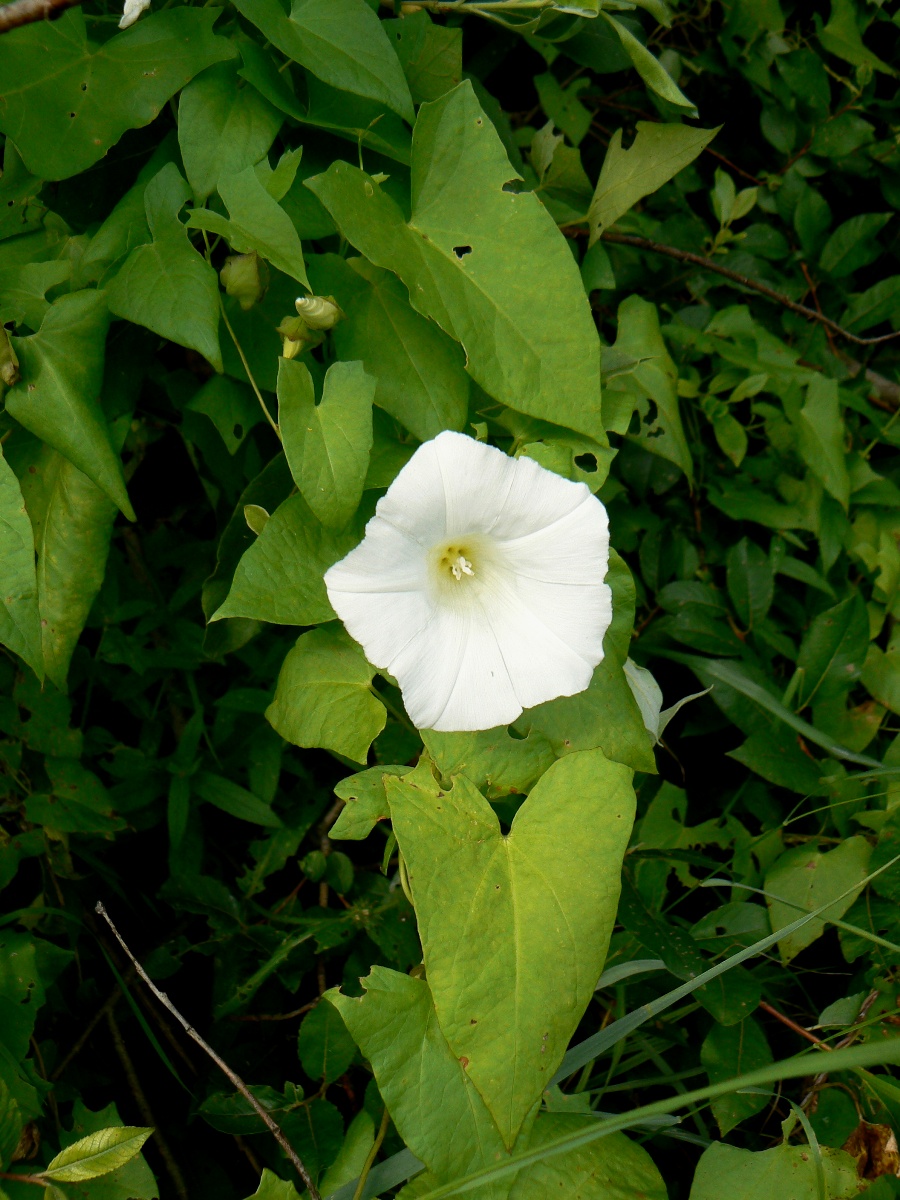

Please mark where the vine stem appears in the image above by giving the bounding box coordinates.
[597,230,900,349]
[95,902,322,1200]
[217,295,282,442]
[352,1106,391,1200]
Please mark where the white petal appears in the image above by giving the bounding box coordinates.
[119,0,150,28]
[391,603,522,732]
[325,516,433,671]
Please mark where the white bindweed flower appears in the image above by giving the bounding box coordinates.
[119,0,150,28]
[324,431,612,733]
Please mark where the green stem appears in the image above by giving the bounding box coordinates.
[217,296,282,442]
[352,1106,391,1200]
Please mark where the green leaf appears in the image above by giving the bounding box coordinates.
[13,435,119,692]
[107,163,222,372]
[819,213,891,278]
[386,749,635,1147]
[614,295,693,482]
[53,1101,158,1200]
[75,134,178,287]
[25,757,125,835]
[318,1111,376,1200]
[384,10,462,105]
[797,595,869,708]
[331,764,411,840]
[187,375,262,455]
[192,771,282,828]
[0,260,70,330]
[0,1076,23,1172]
[421,727,554,800]
[308,254,469,442]
[728,728,828,796]
[212,493,355,625]
[178,62,283,203]
[841,275,900,333]
[508,1113,667,1200]
[816,0,898,77]
[242,1168,302,1200]
[44,1126,153,1183]
[413,1040,900,1199]
[231,0,413,122]
[266,625,387,763]
[588,122,718,242]
[688,1140,864,1200]
[794,375,850,508]
[701,1018,773,1135]
[618,876,760,1026]
[328,969,506,1188]
[726,538,773,628]
[662,652,881,768]
[765,837,873,962]
[0,446,42,680]
[297,1000,357,1085]
[6,290,134,520]
[187,164,309,288]
[599,13,697,115]
[307,82,605,443]
[278,357,375,529]
[0,8,234,180]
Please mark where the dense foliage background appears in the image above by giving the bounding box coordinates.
[2,0,900,1197]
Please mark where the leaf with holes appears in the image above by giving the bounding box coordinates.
[307,81,604,443]
[0,8,234,180]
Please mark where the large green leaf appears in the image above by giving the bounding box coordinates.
[266,625,386,763]
[307,82,605,442]
[178,62,283,203]
[330,969,507,1197]
[278,357,375,529]
[765,837,873,962]
[0,8,234,180]
[0,446,42,679]
[11,435,118,692]
[0,260,70,330]
[6,291,134,520]
[421,727,554,800]
[308,254,469,441]
[231,0,413,122]
[588,122,718,242]
[386,749,635,1147]
[507,1113,667,1200]
[211,493,355,625]
[794,375,850,508]
[107,163,222,372]
[187,164,309,288]
[688,1140,864,1200]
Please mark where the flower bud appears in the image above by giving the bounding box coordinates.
[220,252,269,311]
[294,294,344,331]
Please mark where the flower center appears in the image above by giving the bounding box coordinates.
[451,554,474,581]
[428,537,492,598]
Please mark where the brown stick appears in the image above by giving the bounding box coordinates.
[759,1000,827,1049]
[599,231,900,348]
[95,902,322,1200]
[0,0,80,34]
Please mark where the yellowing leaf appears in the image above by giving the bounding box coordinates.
[44,1125,153,1182]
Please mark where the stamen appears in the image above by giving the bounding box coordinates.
[451,555,474,581]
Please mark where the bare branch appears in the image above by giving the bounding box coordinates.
[0,0,80,35]
[95,902,322,1200]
